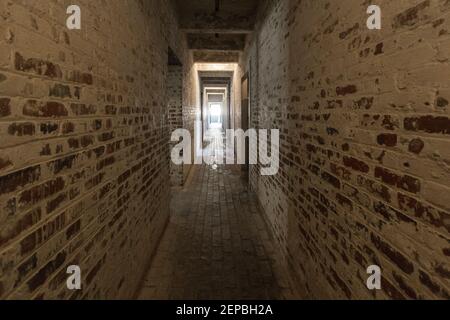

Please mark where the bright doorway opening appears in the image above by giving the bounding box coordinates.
[209,103,223,129]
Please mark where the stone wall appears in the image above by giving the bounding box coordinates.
[0,0,192,299]
[241,0,450,299]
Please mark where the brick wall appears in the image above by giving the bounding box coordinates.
[167,65,184,186]
[182,64,198,182]
[242,0,450,299]
[0,0,192,299]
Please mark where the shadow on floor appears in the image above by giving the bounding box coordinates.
[137,164,301,300]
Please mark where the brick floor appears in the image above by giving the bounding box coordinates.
[137,164,301,300]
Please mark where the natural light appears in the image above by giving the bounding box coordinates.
[209,103,222,125]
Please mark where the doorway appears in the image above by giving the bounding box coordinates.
[241,73,250,179]
[200,76,232,141]
[208,102,223,129]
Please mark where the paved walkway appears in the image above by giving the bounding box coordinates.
[137,164,300,300]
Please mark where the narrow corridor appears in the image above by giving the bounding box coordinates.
[138,165,300,300]
[1,0,450,302]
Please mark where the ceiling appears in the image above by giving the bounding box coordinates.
[175,0,260,62]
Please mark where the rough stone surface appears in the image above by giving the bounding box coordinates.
[187,33,246,51]
[176,0,259,33]
[193,51,240,63]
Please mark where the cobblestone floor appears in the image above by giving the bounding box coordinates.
[137,164,300,300]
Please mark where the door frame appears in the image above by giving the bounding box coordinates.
[241,72,250,178]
